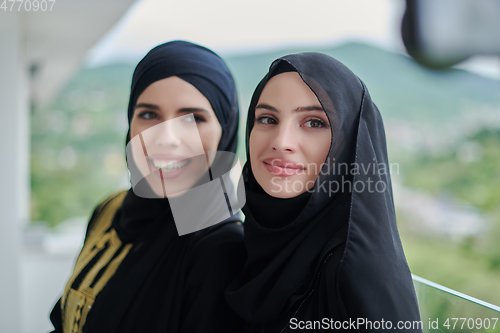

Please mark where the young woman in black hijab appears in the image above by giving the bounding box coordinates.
[225,53,422,332]
[49,41,245,333]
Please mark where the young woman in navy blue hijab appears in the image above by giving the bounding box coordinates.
[226,54,422,332]
[49,41,245,333]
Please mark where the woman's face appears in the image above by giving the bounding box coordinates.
[130,76,222,197]
[249,72,331,198]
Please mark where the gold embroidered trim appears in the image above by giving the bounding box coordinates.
[61,191,131,333]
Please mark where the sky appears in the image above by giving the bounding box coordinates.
[85,0,500,80]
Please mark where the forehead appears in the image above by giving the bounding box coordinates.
[137,76,214,110]
[257,72,321,108]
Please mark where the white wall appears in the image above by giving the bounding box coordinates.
[0,11,30,333]
[21,251,77,333]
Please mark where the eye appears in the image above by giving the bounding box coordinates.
[193,114,207,123]
[184,114,207,124]
[304,118,327,128]
[137,111,158,120]
[255,116,277,125]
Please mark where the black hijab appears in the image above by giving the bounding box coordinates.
[226,53,421,327]
[84,41,243,333]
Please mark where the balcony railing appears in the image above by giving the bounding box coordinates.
[413,275,500,332]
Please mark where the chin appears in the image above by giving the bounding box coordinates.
[146,181,190,199]
[165,190,187,198]
[266,190,304,199]
[261,179,308,199]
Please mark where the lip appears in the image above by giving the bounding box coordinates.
[148,155,192,180]
[262,158,305,177]
[147,153,190,162]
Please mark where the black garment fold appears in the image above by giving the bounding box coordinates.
[100,41,242,332]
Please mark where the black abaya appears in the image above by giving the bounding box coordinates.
[49,41,245,333]
[226,53,422,332]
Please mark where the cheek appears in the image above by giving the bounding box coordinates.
[130,119,152,142]
[199,122,222,152]
[249,131,261,179]
[249,130,268,164]
[131,121,158,149]
[130,118,139,139]
[304,133,331,171]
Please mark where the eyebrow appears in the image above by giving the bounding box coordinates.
[178,107,210,113]
[135,103,160,110]
[134,104,209,113]
[295,106,324,112]
[255,103,324,113]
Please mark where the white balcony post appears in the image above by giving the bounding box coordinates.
[0,11,30,332]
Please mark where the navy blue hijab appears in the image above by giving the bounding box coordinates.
[125,40,239,152]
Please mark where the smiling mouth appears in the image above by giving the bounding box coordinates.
[149,158,191,173]
[263,161,305,170]
[263,160,306,177]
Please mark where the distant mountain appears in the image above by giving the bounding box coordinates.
[223,42,500,124]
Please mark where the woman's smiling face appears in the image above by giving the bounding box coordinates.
[249,71,331,198]
[129,76,222,197]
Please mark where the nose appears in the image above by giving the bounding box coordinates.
[153,120,182,147]
[271,122,298,153]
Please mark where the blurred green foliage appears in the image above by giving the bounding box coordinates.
[30,64,134,226]
[398,127,500,303]
[401,224,500,308]
[403,129,500,211]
